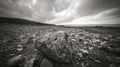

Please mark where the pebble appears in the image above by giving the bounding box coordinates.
[77,53,83,58]
[94,60,101,63]
[80,49,88,53]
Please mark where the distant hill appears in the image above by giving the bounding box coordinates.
[58,24,120,27]
[0,17,55,26]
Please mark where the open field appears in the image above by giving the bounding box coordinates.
[0,23,120,67]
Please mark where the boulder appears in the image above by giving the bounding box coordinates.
[37,31,84,65]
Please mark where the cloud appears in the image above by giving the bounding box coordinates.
[0,0,33,16]
[58,8,120,25]
[47,0,120,24]
[93,8,120,19]
[0,0,55,22]
[47,0,81,23]
[0,7,30,19]
[0,0,120,24]
[32,0,37,5]
[54,0,71,12]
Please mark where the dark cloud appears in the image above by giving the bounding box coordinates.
[0,0,33,17]
[0,0,120,24]
[76,0,120,16]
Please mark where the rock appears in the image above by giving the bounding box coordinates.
[109,43,120,48]
[24,58,35,67]
[17,45,23,52]
[80,49,88,54]
[100,41,107,45]
[38,31,84,64]
[109,64,116,67]
[94,60,101,63]
[77,53,83,58]
[41,59,53,67]
[8,55,25,67]
[114,48,120,54]
[40,31,72,63]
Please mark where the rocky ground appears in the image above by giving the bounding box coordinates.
[0,23,120,67]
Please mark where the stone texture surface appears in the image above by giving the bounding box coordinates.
[0,24,120,67]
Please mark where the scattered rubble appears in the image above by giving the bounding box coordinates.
[0,24,120,67]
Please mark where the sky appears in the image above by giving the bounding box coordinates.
[0,0,120,25]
